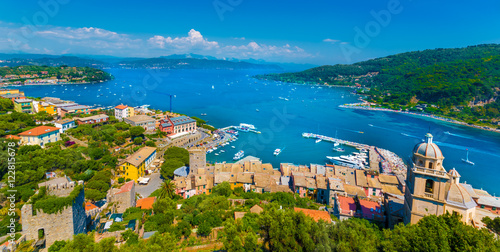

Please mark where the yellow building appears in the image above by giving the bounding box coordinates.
[119,146,157,182]
[37,102,57,115]
[0,89,22,95]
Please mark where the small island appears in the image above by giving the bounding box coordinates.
[0,65,113,86]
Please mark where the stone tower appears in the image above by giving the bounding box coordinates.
[403,133,451,225]
[21,180,87,248]
[188,147,206,175]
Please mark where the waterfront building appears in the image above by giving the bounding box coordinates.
[33,101,57,115]
[403,133,477,225]
[19,126,60,147]
[75,114,109,125]
[13,99,33,113]
[124,115,156,131]
[158,116,197,136]
[118,146,157,182]
[0,89,22,95]
[59,105,91,117]
[114,104,134,120]
[0,93,26,102]
[54,118,76,133]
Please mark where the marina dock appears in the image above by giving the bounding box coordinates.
[302,132,407,176]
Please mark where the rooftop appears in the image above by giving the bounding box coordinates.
[116,181,134,194]
[115,104,128,110]
[136,197,156,210]
[477,196,500,208]
[55,118,74,124]
[170,116,196,126]
[173,166,189,177]
[125,115,155,123]
[76,114,108,121]
[85,202,99,211]
[355,170,368,188]
[14,99,32,103]
[294,207,332,222]
[61,105,90,111]
[337,196,356,215]
[378,174,399,185]
[124,146,156,167]
[19,126,60,136]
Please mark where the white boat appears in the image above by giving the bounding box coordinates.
[233,150,244,160]
[315,139,322,143]
[240,123,256,130]
[215,153,219,156]
[231,146,235,148]
[327,156,364,169]
[461,149,475,165]
[333,147,345,152]
[212,85,215,89]
[334,142,340,147]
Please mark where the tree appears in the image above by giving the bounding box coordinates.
[158,179,176,199]
[160,159,184,179]
[145,140,156,147]
[244,231,261,252]
[482,216,500,235]
[197,221,212,237]
[129,126,145,138]
[175,220,192,238]
[133,137,143,145]
[48,240,67,252]
[213,182,232,197]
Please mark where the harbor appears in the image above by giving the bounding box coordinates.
[302,132,408,177]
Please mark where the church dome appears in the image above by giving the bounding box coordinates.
[448,168,461,178]
[413,133,443,159]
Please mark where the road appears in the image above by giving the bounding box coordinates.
[135,172,163,198]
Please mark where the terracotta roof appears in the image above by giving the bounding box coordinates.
[85,202,99,211]
[367,177,382,189]
[337,196,356,215]
[115,105,128,110]
[344,184,366,197]
[254,173,271,188]
[116,181,134,194]
[316,176,327,190]
[293,175,308,187]
[234,212,246,220]
[237,173,253,184]
[294,207,331,222]
[136,197,156,209]
[124,146,156,167]
[381,184,403,195]
[355,170,368,188]
[215,172,231,184]
[358,199,383,219]
[250,204,263,214]
[18,126,59,136]
[5,135,20,140]
[378,174,399,185]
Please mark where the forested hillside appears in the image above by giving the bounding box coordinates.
[255,44,500,125]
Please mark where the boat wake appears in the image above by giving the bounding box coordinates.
[400,132,421,140]
[444,131,489,143]
[434,141,500,158]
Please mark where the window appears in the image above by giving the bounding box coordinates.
[428,162,433,169]
[418,160,424,166]
[425,179,434,193]
[373,192,376,196]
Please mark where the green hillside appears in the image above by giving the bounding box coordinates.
[255,44,500,126]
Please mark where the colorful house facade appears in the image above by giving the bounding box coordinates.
[18,126,61,147]
[13,99,33,113]
[119,146,157,182]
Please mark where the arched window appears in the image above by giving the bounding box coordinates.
[425,179,434,193]
[418,160,424,166]
[428,162,433,169]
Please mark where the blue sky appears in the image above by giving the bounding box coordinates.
[0,0,499,65]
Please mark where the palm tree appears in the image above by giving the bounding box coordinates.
[158,179,176,199]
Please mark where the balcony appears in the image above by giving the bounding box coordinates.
[412,166,447,177]
[424,192,434,198]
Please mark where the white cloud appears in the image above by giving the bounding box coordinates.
[0,23,312,61]
[147,29,219,51]
[323,38,340,44]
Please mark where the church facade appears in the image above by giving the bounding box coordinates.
[403,133,477,225]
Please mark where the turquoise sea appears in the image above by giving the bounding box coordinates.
[17,69,500,195]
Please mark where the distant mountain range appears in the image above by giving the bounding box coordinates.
[0,53,316,71]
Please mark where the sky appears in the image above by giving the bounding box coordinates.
[0,0,499,65]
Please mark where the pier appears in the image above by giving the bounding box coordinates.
[302,132,407,176]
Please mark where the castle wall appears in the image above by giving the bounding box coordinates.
[21,182,86,248]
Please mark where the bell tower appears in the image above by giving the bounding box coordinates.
[403,133,451,225]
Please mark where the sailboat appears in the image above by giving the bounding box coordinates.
[461,149,475,165]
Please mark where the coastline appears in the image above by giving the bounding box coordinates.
[340,102,500,134]
[1,80,108,87]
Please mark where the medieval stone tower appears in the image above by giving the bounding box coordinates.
[188,147,206,175]
[21,179,87,248]
[404,133,450,224]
